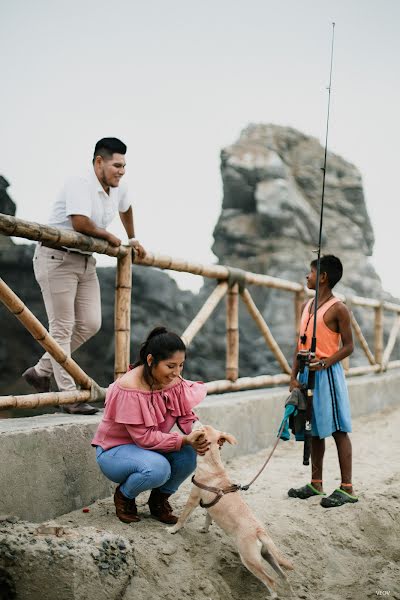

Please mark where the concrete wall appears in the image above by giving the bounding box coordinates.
[1,370,399,522]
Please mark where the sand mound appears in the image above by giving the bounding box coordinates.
[2,406,399,600]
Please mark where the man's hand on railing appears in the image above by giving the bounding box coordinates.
[128,238,146,259]
[106,232,122,247]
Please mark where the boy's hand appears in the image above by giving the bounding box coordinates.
[289,379,301,391]
[309,358,331,371]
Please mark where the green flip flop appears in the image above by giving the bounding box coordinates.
[320,488,359,508]
[288,483,326,499]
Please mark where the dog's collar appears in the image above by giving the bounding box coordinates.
[191,475,241,508]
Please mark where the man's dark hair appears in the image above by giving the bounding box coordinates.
[311,254,343,289]
[93,138,127,162]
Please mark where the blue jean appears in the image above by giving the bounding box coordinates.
[95,443,197,500]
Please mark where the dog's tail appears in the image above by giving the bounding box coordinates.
[258,530,294,578]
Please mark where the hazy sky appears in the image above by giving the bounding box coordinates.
[1,0,399,295]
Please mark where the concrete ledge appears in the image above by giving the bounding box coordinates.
[1,370,399,521]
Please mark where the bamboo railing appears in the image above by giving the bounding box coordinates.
[1,213,400,410]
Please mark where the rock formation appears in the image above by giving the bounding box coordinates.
[214,123,379,296]
[210,123,394,367]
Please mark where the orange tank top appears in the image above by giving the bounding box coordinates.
[298,296,341,359]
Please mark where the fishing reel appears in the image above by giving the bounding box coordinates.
[296,349,316,373]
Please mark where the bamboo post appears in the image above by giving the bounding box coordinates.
[0,277,94,389]
[241,288,291,375]
[350,312,376,365]
[382,315,400,370]
[114,248,133,379]
[374,303,384,368]
[0,389,98,411]
[181,282,228,346]
[226,283,239,381]
[295,288,305,340]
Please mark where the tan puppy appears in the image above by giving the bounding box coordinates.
[169,425,294,598]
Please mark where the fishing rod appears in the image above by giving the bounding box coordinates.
[298,22,336,465]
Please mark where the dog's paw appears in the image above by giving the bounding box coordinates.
[167,525,179,534]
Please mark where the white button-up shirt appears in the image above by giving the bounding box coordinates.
[48,168,131,231]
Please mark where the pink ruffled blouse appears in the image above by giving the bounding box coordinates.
[91,378,206,452]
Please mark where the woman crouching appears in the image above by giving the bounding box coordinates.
[92,327,209,524]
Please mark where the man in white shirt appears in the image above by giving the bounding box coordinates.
[23,138,146,414]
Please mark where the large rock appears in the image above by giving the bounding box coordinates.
[214,123,377,293]
[211,124,396,367]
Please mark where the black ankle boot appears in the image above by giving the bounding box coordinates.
[148,489,178,524]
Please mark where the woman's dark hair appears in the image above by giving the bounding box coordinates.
[133,327,186,386]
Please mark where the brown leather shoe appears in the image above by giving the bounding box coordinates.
[22,367,51,393]
[148,488,178,524]
[62,403,99,415]
[114,486,141,523]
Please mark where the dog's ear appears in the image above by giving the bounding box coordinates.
[218,432,238,446]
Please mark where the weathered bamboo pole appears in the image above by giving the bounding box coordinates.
[349,295,380,309]
[350,312,376,365]
[382,315,400,370]
[241,288,291,375]
[206,374,291,394]
[181,282,228,346]
[0,213,128,258]
[0,277,93,389]
[386,360,400,370]
[114,249,133,379]
[0,390,97,411]
[374,303,384,368]
[342,356,350,372]
[346,365,381,376]
[383,301,400,314]
[294,288,305,339]
[135,251,302,291]
[226,283,239,381]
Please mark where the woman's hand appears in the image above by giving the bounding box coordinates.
[183,430,210,455]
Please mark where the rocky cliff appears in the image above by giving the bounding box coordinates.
[214,123,379,293]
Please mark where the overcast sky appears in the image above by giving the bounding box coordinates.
[1,0,399,295]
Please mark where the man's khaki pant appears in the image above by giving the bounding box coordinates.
[33,245,101,391]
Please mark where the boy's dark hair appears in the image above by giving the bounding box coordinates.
[311,254,343,289]
[133,327,186,387]
[93,137,127,162]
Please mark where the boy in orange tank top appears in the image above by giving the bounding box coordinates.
[288,255,358,507]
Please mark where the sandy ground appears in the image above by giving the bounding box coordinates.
[46,405,400,600]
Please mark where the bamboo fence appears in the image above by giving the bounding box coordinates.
[1,212,400,410]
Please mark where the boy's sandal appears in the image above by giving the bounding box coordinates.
[288,483,326,499]
[320,488,358,508]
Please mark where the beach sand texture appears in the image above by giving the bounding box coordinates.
[49,404,399,600]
